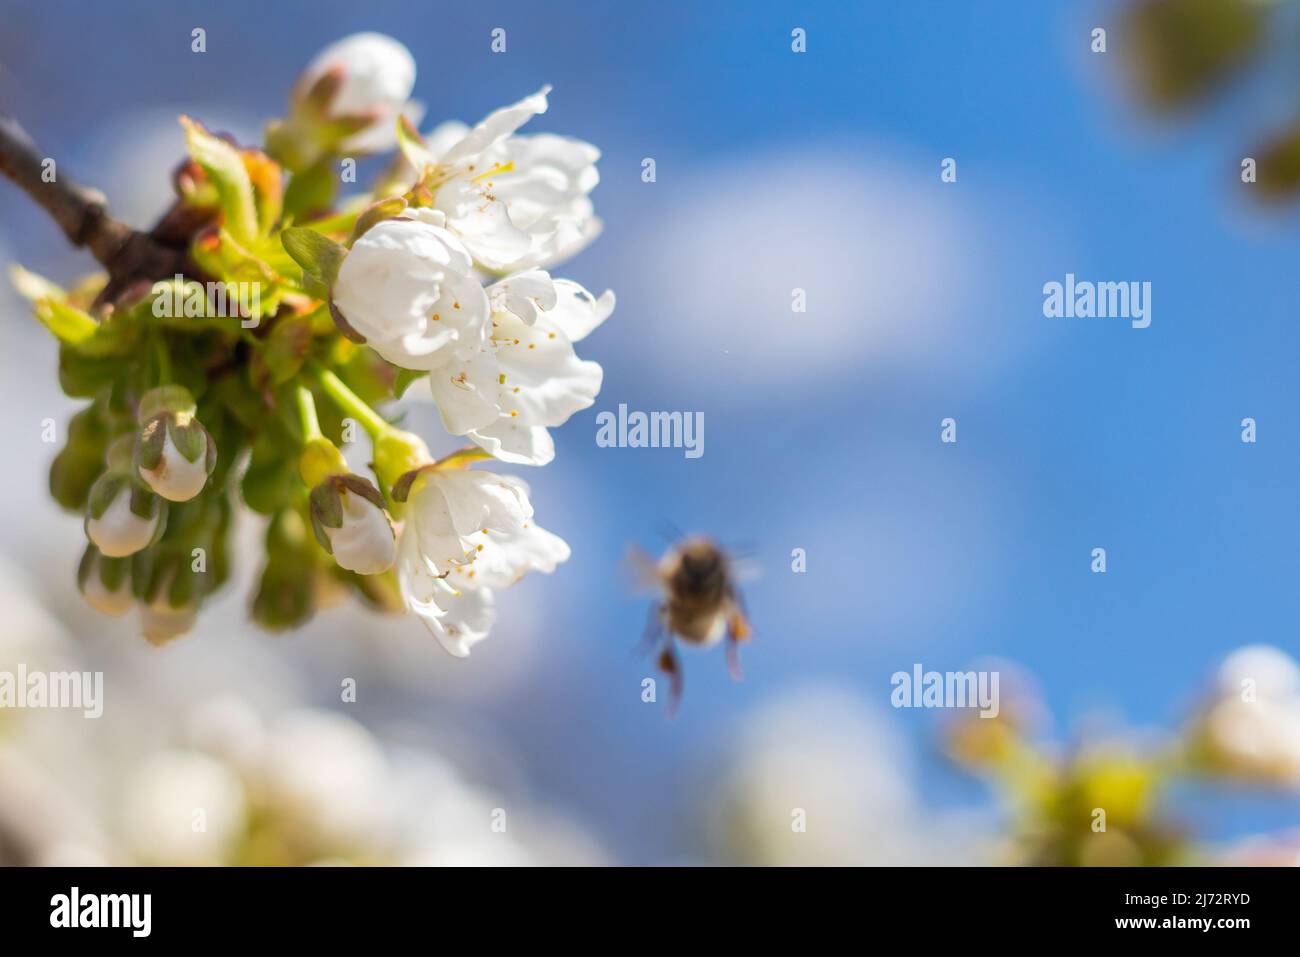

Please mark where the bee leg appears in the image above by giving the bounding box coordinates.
[725,591,751,682]
[657,643,683,717]
[726,637,744,682]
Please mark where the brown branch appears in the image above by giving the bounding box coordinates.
[0,112,203,307]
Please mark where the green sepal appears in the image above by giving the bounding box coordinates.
[390,465,431,504]
[393,367,428,399]
[136,417,168,471]
[309,478,344,533]
[328,299,366,344]
[80,546,130,595]
[168,418,215,470]
[86,472,128,521]
[281,226,348,290]
[347,196,407,247]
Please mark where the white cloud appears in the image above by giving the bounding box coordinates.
[606,144,1043,400]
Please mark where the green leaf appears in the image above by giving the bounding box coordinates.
[10,265,97,344]
[241,148,284,236]
[283,160,340,220]
[281,226,348,290]
[181,116,258,245]
[261,313,314,385]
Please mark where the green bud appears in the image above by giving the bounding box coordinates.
[77,545,134,617]
[49,405,112,512]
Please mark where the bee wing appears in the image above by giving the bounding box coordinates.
[730,557,762,584]
[623,544,662,594]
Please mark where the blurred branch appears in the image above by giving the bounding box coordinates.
[0,113,198,305]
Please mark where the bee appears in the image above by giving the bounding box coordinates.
[630,535,752,715]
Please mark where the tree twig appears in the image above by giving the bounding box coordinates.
[0,112,202,307]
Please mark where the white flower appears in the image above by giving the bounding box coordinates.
[397,469,569,656]
[260,712,390,850]
[85,477,162,558]
[309,476,396,576]
[1193,645,1300,788]
[299,32,419,153]
[332,210,490,370]
[426,270,614,465]
[120,750,247,866]
[427,87,602,271]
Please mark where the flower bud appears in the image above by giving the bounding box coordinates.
[49,404,113,512]
[309,475,396,575]
[297,33,417,153]
[252,511,320,631]
[331,214,489,371]
[269,32,420,169]
[133,553,200,647]
[85,472,166,558]
[76,545,133,617]
[372,427,431,493]
[140,601,198,646]
[135,386,216,503]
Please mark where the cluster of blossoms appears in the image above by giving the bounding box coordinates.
[13,33,612,653]
[945,646,1300,866]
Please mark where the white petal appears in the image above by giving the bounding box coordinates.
[435,177,532,271]
[469,420,556,466]
[543,280,614,342]
[439,87,550,167]
[302,32,415,115]
[424,120,470,161]
[450,521,571,590]
[487,269,557,325]
[434,471,532,537]
[332,218,489,370]
[491,312,603,428]
[139,430,208,502]
[427,350,501,436]
[325,491,395,575]
[87,493,158,558]
[397,530,496,657]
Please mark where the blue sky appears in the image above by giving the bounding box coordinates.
[3,0,1299,861]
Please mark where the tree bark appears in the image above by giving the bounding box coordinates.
[0,113,202,307]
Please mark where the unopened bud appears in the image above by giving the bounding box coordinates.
[76,545,133,617]
[309,474,396,575]
[85,471,166,558]
[135,386,216,503]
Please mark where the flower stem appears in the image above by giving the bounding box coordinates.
[310,364,390,438]
[295,384,323,441]
[153,332,172,384]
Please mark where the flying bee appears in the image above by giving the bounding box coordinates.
[630,535,753,715]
